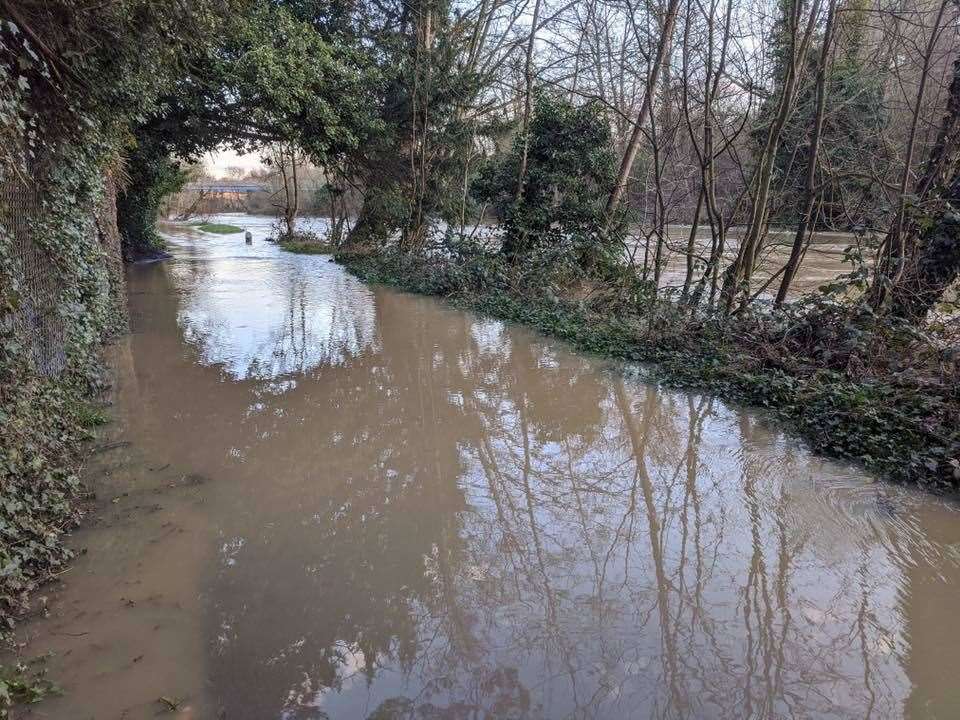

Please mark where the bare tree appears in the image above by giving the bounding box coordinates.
[721,0,825,310]
[605,0,683,221]
[515,0,545,199]
[265,142,304,238]
[775,0,838,305]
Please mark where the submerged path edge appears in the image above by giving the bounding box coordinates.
[334,250,960,492]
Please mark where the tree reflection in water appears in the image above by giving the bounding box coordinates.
[127,251,953,720]
[181,289,929,720]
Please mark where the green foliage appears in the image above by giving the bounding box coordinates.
[117,143,191,258]
[343,0,485,246]
[312,182,343,210]
[0,1,228,625]
[347,180,411,246]
[0,144,121,622]
[69,400,110,429]
[1,0,383,625]
[0,657,60,715]
[0,368,87,622]
[473,94,622,269]
[753,2,890,231]
[276,225,341,253]
[116,0,381,255]
[0,2,232,176]
[224,2,379,161]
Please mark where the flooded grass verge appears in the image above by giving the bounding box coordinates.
[0,656,61,707]
[278,239,337,254]
[195,223,243,234]
[337,248,960,489]
[2,334,218,718]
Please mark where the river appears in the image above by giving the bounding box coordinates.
[8,214,960,719]
[647,225,863,298]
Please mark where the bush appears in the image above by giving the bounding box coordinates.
[473,93,624,266]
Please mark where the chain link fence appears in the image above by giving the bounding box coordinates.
[0,174,127,378]
[0,180,69,376]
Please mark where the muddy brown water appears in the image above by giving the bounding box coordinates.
[637,225,864,299]
[7,215,960,719]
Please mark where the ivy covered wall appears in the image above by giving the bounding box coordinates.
[0,0,228,625]
[0,152,128,620]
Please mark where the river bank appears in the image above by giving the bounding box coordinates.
[336,246,960,488]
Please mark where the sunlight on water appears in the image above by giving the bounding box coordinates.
[163,215,377,379]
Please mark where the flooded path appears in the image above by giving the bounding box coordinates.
[9,215,960,719]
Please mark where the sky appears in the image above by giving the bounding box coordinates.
[205,148,265,178]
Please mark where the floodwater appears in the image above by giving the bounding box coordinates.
[8,214,960,719]
[637,225,862,299]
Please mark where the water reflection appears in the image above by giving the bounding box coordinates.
[121,222,960,719]
[165,217,374,379]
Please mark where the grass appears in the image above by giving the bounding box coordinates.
[279,240,338,255]
[195,223,243,234]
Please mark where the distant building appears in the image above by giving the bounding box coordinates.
[183,181,269,195]
[170,180,271,217]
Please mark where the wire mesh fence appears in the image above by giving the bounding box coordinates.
[0,180,69,377]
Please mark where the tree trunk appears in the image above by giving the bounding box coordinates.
[514,0,544,201]
[887,46,960,321]
[95,167,128,331]
[775,0,837,306]
[604,0,682,221]
[681,187,704,300]
[287,147,299,237]
[888,174,960,320]
[720,0,822,311]
[871,0,953,305]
